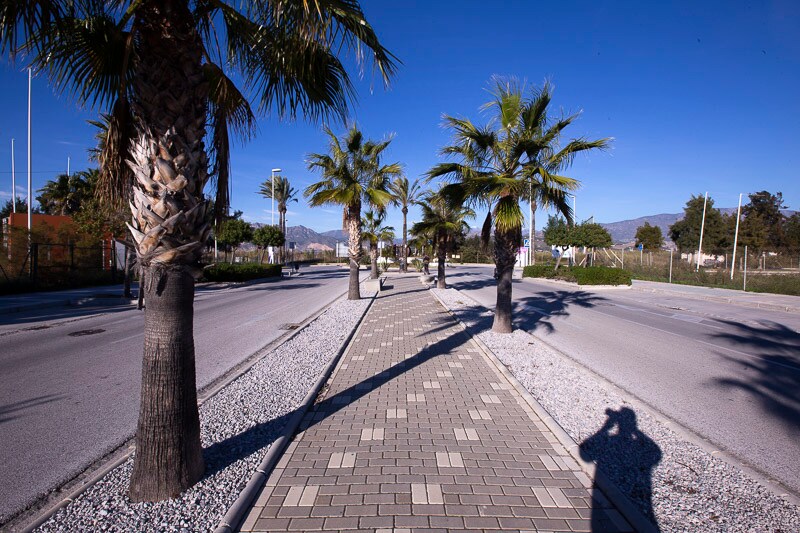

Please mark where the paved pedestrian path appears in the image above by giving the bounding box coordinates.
[238,275,631,532]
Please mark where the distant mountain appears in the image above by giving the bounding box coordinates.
[598,213,681,244]
[286,207,797,250]
[285,225,338,251]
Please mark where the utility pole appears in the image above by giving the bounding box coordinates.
[730,193,742,280]
[10,138,15,212]
[695,191,708,271]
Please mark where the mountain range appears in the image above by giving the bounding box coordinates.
[285,209,796,251]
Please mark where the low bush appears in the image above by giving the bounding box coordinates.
[522,264,557,279]
[522,264,631,286]
[202,263,282,282]
[572,266,632,286]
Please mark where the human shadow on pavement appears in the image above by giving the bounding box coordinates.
[203,286,470,477]
[709,319,800,434]
[580,407,662,532]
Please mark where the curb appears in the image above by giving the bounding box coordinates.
[213,290,377,533]
[519,276,632,290]
[11,274,370,533]
[429,289,658,533]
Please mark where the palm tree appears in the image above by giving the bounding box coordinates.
[37,170,97,216]
[411,191,474,288]
[362,210,395,279]
[429,78,610,332]
[305,125,401,299]
[388,176,423,272]
[258,175,298,263]
[2,1,397,501]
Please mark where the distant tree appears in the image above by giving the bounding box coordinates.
[411,191,474,288]
[739,191,786,253]
[252,225,285,263]
[575,223,612,248]
[361,210,395,279]
[669,195,727,255]
[37,170,97,216]
[388,176,423,272]
[0,198,36,219]
[305,125,401,299]
[258,175,298,263]
[784,213,800,254]
[635,222,664,251]
[217,219,253,262]
[543,215,576,269]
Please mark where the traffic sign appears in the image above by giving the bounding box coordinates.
[523,238,530,247]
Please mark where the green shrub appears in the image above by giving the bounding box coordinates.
[202,263,282,282]
[572,266,632,286]
[522,264,557,278]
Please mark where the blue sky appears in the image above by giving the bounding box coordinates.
[0,1,798,234]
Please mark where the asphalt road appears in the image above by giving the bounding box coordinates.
[0,266,358,524]
[446,265,800,496]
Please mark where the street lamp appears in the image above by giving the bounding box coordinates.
[567,193,577,225]
[271,168,281,226]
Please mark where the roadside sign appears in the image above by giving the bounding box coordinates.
[519,247,528,254]
[289,241,296,250]
[523,238,530,247]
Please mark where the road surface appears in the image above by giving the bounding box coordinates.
[0,266,357,524]
[446,265,800,496]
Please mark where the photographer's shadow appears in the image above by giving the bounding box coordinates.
[580,407,661,532]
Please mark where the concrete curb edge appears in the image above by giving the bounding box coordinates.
[428,288,658,533]
[13,277,367,533]
[213,291,377,533]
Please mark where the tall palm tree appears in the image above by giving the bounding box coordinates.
[388,176,423,272]
[411,191,474,288]
[2,1,397,501]
[361,209,395,279]
[305,125,401,299]
[258,175,298,263]
[430,78,610,332]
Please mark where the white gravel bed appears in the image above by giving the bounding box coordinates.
[433,287,800,533]
[36,295,372,533]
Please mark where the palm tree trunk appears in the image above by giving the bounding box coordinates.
[370,243,379,279]
[346,203,362,300]
[127,0,208,501]
[493,224,520,333]
[129,264,204,500]
[401,206,408,272]
[436,230,447,288]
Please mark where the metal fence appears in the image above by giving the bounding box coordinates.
[1,241,125,289]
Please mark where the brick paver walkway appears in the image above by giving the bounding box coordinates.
[238,275,631,532]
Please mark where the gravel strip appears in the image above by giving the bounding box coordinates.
[433,287,800,533]
[36,295,372,533]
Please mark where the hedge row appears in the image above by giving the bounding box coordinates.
[202,263,282,282]
[522,264,632,286]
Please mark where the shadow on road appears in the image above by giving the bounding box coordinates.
[0,394,65,424]
[445,271,607,334]
[709,319,800,435]
[202,286,470,477]
[515,291,606,333]
[580,407,662,532]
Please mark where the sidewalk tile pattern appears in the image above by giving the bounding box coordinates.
[239,275,631,532]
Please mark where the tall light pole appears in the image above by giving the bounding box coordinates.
[271,168,281,226]
[567,193,577,225]
[730,193,743,280]
[27,67,32,231]
[696,191,708,271]
[10,138,15,213]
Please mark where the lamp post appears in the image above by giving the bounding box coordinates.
[271,168,281,226]
[10,138,15,213]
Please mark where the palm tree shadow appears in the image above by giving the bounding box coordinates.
[514,290,607,333]
[580,407,662,532]
[707,319,800,435]
[202,304,469,478]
